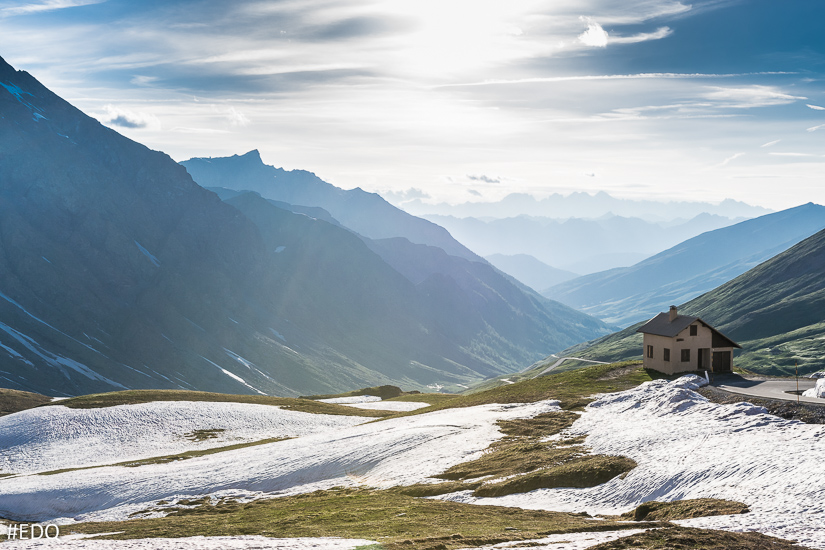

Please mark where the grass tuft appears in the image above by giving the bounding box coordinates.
[619,498,750,522]
[588,525,810,550]
[474,455,637,497]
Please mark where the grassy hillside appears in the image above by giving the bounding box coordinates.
[543,203,825,326]
[558,228,825,376]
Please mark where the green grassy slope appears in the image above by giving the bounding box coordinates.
[557,228,825,376]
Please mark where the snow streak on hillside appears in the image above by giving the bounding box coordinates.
[450,377,825,549]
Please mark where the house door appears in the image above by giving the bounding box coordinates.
[698,348,710,370]
[712,351,732,372]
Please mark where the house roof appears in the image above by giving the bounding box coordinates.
[637,312,741,348]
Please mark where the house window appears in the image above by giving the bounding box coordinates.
[690,325,698,336]
[681,349,691,362]
[664,348,670,362]
[646,345,653,358]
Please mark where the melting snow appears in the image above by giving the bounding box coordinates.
[443,376,825,549]
[342,401,430,412]
[0,402,364,475]
[317,396,382,404]
[0,400,558,523]
[802,378,825,398]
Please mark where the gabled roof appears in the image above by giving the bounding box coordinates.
[637,312,741,348]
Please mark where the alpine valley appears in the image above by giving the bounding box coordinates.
[0,56,611,397]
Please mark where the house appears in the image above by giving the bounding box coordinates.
[637,306,741,375]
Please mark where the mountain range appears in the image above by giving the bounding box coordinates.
[559,225,825,376]
[182,151,479,261]
[402,192,771,222]
[543,203,825,326]
[422,212,745,275]
[0,56,610,397]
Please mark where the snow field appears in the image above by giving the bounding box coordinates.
[445,376,825,549]
[0,402,365,475]
[341,401,430,412]
[802,378,825,398]
[317,396,383,404]
[0,400,560,524]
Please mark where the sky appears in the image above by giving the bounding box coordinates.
[0,0,823,210]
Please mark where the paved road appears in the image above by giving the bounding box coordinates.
[711,376,821,404]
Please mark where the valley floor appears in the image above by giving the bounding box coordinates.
[0,367,822,549]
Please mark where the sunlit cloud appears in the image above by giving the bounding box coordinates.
[0,0,104,17]
[610,26,673,44]
[806,104,825,111]
[578,17,609,47]
[98,104,161,130]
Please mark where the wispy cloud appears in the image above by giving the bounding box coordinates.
[0,0,104,17]
[610,27,673,44]
[99,104,161,130]
[718,152,746,166]
[760,140,780,147]
[702,86,806,108]
[806,104,825,111]
[807,124,825,133]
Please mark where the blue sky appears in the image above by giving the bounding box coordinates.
[1,0,823,209]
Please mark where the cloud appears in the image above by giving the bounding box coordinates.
[702,86,806,109]
[468,189,482,197]
[0,0,104,17]
[381,187,431,204]
[807,124,825,133]
[610,27,673,44]
[213,105,250,127]
[807,104,825,111]
[467,174,501,184]
[760,140,780,147]
[578,17,609,47]
[719,152,745,166]
[769,152,815,157]
[100,104,161,130]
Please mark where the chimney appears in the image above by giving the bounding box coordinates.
[669,306,678,322]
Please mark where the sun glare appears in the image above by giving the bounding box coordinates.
[382,0,533,80]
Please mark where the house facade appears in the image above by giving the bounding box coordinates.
[637,306,741,375]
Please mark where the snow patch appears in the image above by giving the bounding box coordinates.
[0,400,559,523]
[318,395,382,404]
[802,378,825,398]
[133,240,160,267]
[0,401,364,475]
[342,401,429,412]
[445,377,825,549]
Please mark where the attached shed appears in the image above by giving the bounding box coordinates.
[637,306,741,375]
